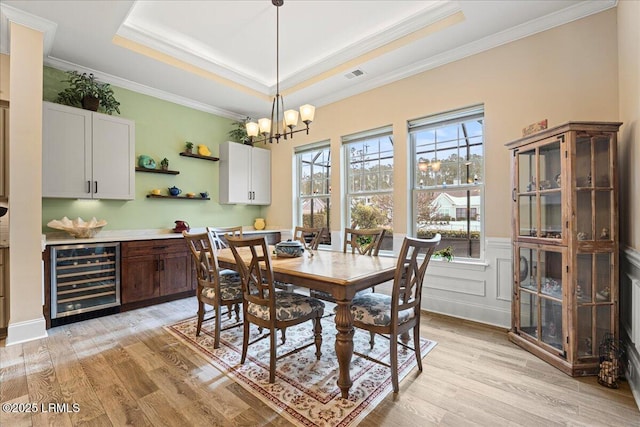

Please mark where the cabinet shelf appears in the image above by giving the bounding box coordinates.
[179,152,219,161]
[146,194,210,200]
[135,167,180,175]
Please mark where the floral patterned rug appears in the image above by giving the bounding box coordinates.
[165,313,437,427]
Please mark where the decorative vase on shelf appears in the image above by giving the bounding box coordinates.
[254,218,265,230]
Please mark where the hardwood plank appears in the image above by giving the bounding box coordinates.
[0,343,29,402]
[137,390,184,427]
[94,382,151,427]
[47,328,86,385]
[59,376,105,425]
[124,341,165,372]
[22,340,65,406]
[0,394,34,427]
[110,358,158,400]
[147,366,198,410]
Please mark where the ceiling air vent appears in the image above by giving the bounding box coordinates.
[344,69,365,79]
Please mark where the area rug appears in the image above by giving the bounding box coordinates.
[165,314,437,427]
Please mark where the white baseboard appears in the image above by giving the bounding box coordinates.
[5,317,48,346]
[423,295,511,328]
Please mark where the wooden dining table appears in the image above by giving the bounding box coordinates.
[215,246,398,399]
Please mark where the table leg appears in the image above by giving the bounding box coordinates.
[335,299,354,399]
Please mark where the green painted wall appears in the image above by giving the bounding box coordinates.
[42,66,264,231]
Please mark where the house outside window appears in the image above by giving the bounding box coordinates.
[296,143,331,245]
[410,105,484,259]
[343,126,393,250]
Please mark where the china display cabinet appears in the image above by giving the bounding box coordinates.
[505,121,622,376]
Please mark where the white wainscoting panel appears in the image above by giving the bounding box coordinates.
[421,237,512,328]
[425,275,486,296]
[496,257,513,301]
[621,246,640,410]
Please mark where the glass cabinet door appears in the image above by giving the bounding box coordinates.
[517,149,536,237]
[516,138,562,240]
[575,252,614,360]
[575,133,614,242]
[516,245,565,355]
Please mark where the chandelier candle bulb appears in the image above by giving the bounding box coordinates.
[300,104,315,124]
[284,109,299,127]
[246,121,259,137]
[258,118,272,135]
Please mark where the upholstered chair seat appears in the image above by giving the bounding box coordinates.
[248,292,325,321]
[201,279,243,301]
[347,293,415,327]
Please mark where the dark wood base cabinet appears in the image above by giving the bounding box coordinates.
[121,238,195,307]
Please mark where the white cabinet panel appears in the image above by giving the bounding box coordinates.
[42,102,134,200]
[251,146,271,205]
[43,102,92,198]
[92,114,135,199]
[219,141,271,205]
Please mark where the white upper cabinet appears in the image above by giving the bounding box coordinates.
[219,141,271,205]
[42,101,135,200]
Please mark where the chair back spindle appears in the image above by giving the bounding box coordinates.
[343,227,386,256]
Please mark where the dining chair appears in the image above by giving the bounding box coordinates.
[226,235,325,383]
[309,227,386,303]
[207,225,243,249]
[183,231,243,347]
[293,226,325,250]
[349,234,441,392]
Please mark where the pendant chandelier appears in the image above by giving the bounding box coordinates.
[246,0,315,144]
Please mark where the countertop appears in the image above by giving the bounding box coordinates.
[45,227,288,246]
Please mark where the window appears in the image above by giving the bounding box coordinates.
[410,105,484,259]
[343,126,393,251]
[296,143,331,245]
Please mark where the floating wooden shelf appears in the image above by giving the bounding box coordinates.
[146,194,210,200]
[179,152,219,161]
[135,167,180,175]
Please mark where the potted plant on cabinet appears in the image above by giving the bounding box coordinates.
[228,117,252,145]
[160,158,169,170]
[55,71,121,115]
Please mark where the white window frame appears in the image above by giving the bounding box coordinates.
[342,126,394,251]
[295,141,332,246]
[409,105,485,261]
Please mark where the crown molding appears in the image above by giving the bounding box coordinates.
[279,1,462,91]
[44,56,245,120]
[314,0,618,108]
[0,3,57,55]
[116,22,270,94]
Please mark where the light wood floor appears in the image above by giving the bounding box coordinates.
[1,297,639,426]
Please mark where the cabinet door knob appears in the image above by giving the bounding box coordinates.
[87,181,91,193]
[94,181,98,193]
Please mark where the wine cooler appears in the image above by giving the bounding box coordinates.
[51,242,120,318]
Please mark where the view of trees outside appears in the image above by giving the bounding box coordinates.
[412,114,484,258]
[346,133,394,250]
[298,146,331,245]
